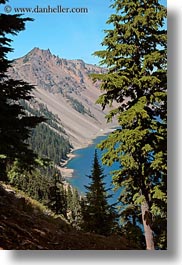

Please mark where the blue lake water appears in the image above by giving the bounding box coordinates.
[66,134,121,204]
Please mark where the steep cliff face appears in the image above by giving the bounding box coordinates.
[9,48,114,148]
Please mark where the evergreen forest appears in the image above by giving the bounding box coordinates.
[0,0,167,250]
[22,100,72,164]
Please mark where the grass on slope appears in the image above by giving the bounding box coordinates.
[0,182,139,250]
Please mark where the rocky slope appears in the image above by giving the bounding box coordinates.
[9,48,115,148]
[0,183,139,250]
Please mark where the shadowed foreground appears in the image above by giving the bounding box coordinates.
[0,183,139,250]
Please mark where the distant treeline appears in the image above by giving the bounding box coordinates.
[22,100,72,165]
[9,168,81,226]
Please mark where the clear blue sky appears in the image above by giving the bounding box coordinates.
[1,0,167,65]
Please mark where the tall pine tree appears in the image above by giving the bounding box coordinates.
[91,0,167,249]
[48,172,67,217]
[81,150,118,235]
[0,0,45,180]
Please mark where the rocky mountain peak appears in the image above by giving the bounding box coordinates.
[28,47,51,55]
[8,48,114,148]
[24,47,54,63]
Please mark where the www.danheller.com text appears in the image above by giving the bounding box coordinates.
[4,5,89,14]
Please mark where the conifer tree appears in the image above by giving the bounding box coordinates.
[0,0,45,180]
[119,181,145,249]
[91,0,167,249]
[48,172,67,217]
[81,150,117,235]
[67,186,82,227]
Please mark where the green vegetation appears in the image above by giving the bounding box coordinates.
[21,100,72,165]
[68,96,85,114]
[47,173,67,217]
[0,6,45,181]
[0,0,167,250]
[66,95,95,118]
[8,165,81,222]
[91,0,167,250]
[81,150,118,235]
[8,166,52,204]
[22,100,66,134]
[0,2,78,226]
[28,123,71,164]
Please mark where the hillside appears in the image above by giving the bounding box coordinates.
[0,183,139,250]
[9,48,116,149]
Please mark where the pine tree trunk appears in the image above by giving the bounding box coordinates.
[141,200,155,250]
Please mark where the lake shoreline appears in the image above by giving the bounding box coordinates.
[59,127,117,179]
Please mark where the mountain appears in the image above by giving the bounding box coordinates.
[9,47,115,149]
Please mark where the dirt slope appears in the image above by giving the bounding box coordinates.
[0,183,139,250]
